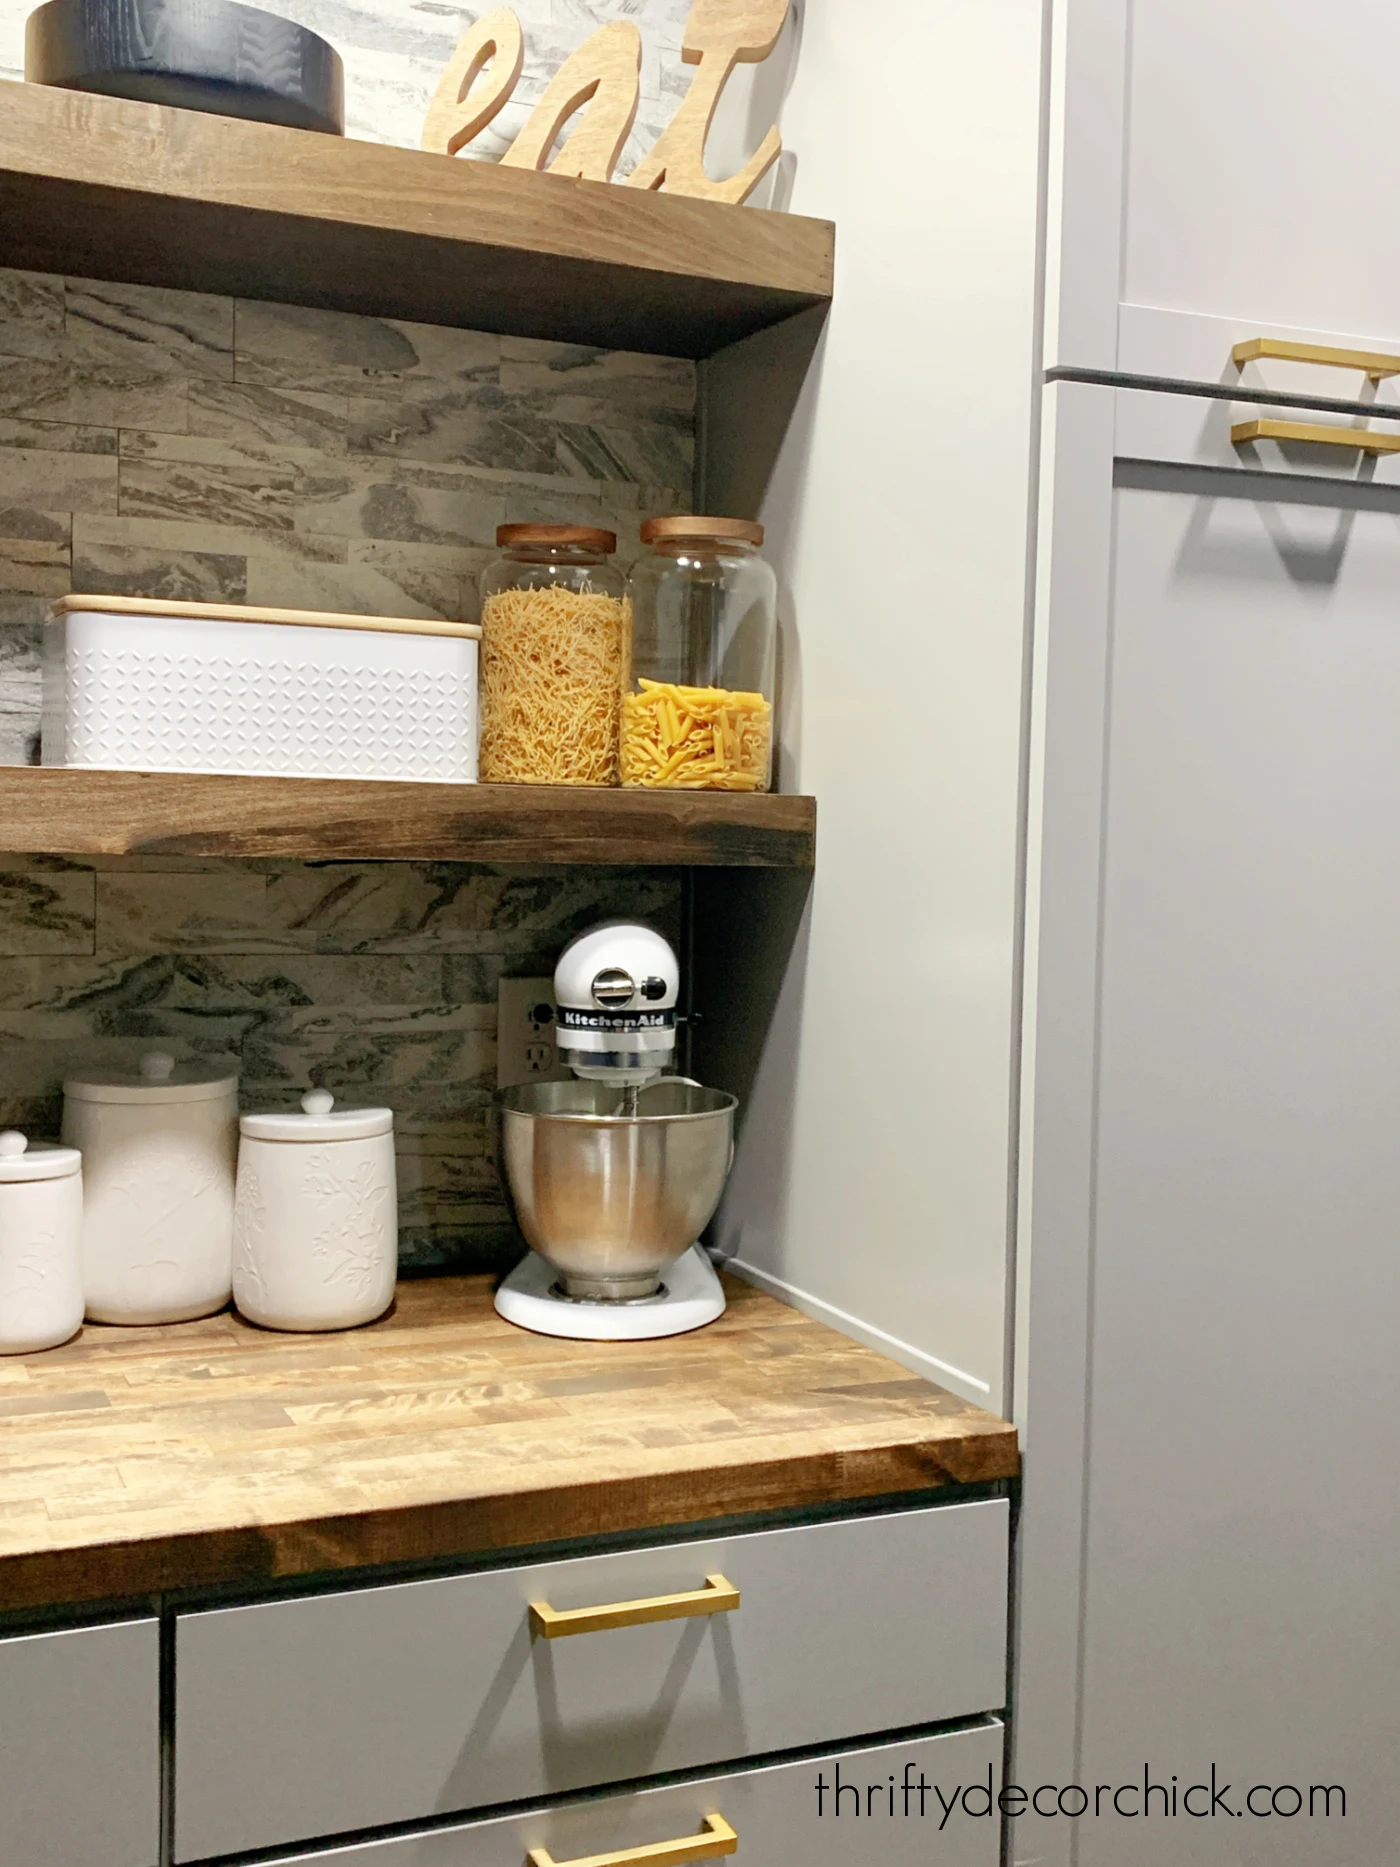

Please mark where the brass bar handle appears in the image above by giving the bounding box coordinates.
[1232,337,1400,380]
[1232,417,1400,456]
[530,1574,739,1639]
[527,1813,737,1867]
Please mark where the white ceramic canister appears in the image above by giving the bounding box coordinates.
[62,1051,239,1325]
[233,1090,397,1332]
[0,1131,84,1354]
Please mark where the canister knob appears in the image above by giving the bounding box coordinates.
[302,1089,335,1116]
[140,1051,176,1082]
[0,1131,27,1158]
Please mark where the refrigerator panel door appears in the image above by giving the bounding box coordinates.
[1076,420,1400,1865]
[1123,0,1400,349]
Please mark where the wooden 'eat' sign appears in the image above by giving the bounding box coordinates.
[422,0,791,206]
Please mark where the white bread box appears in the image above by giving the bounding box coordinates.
[43,596,482,783]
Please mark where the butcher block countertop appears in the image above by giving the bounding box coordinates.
[0,1276,1018,1613]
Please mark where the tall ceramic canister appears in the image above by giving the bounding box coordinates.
[233,1089,397,1332]
[62,1051,238,1324]
[0,1131,84,1354]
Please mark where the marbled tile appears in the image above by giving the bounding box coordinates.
[0,444,118,515]
[499,339,696,416]
[234,301,499,396]
[0,951,457,1014]
[93,862,681,957]
[243,550,458,619]
[0,509,70,548]
[73,512,348,567]
[0,355,190,433]
[65,280,235,383]
[0,418,118,456]
[0,868,95,957]
[189,380,351,452]
[555,418,693,489]
[345,539,495,618]
[115,436,509,547]
[94,868,273,959]
[0,533,68,599]
[0,269,65,361]
[346,385,563,472]
[291,459,506,546]
[118,453,301,533]
[70,542,248,605]
[0,622,41,761]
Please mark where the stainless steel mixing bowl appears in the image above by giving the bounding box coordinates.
[497,1078,737,1301]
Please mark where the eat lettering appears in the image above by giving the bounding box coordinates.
[422,0,790,206]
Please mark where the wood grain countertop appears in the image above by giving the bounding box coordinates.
[0,1277,1018,1613]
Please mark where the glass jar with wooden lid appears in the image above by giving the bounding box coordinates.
[621,516,776,792]
[478,524,627,786]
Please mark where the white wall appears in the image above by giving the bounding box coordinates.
[710,0,1043,1412]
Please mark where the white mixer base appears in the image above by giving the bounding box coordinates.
[495,1246,726,1340]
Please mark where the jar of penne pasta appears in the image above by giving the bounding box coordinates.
[622,517,776,793]
[478,525,627,785]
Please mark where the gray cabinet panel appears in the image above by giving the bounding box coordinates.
[261,1723,1004,1867]
[1076,451,1400,1865]
[0,1617,160,1867]
[175,1501,1008,1861]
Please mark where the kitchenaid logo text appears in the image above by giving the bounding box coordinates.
[557,1008,673,1031]
[812,1762,1345,1829]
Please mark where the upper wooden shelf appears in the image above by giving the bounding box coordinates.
[0,81,833,356]
[0,768,816,867]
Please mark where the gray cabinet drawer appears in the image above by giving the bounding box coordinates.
[0,1617,160,1867]
[174,1500,1008,1861]
[259,1722,1004,1867]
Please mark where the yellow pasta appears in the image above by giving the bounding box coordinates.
[479,584,628,786]
[620,679,771,791]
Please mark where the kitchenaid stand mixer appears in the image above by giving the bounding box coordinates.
[494,923,736,1341]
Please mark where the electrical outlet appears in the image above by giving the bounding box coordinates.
[497,976,569,1089]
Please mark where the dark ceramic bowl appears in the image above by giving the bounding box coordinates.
[25,0,344,135]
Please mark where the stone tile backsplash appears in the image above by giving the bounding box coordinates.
[0,858,683,1271]
[0,259,695,1274]
[0,265,695,759]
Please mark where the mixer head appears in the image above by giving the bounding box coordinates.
[554,921,679,1085]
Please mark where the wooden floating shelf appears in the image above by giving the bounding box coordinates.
[0,768,816,867]
[0,80,834,356]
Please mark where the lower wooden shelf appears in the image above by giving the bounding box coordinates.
[0,767,816,867]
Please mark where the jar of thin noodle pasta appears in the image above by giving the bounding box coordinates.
[622,517,776,793]
[478,524,627,785]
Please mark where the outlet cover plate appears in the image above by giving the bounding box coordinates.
[497,976,569,1089]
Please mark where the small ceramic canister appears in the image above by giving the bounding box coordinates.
[62,1050,239,1325]
[233,1089,397,1332]
[0,1131,84,1354]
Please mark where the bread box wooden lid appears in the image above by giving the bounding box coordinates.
[51,595,481,639]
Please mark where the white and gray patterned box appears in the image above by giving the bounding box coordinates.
[42,596,481,783]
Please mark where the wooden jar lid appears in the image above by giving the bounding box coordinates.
[496,524,618,552]
[640,516,765,547]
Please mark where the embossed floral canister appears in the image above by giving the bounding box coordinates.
[0,1130,83,1354]
[62,1051,238,1325]
[233,1089,397,1332]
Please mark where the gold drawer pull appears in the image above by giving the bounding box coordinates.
[1231,417,1400,456]
[529,1573,739,1638]
[527,1813,737,1867]
[1232,337,1400,380]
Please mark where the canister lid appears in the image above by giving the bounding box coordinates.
[63,1051,238,1105]
[639,515,764,547]
[240,1089,393,1143]
[496,523,617,553]
[0,1131,82,1182]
